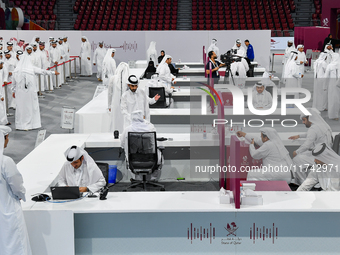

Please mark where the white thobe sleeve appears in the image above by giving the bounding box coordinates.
[249,141,270,160]
[87,165,106,193]
[33,66,54,76]
[159,66,172,84]
[2,157,26,201]
[108,80,113,109]
[297,170,318,191]
[57,162,69,186]
[296,129,317,154]
[93,49,97,64]
[121,94,130,121]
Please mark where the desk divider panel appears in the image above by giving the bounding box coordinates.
[228,135,241,209]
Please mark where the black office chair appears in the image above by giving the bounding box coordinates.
[95,162,109,186]
[125,132,165,191]
[332,133,340,155]
[149,87,172,108]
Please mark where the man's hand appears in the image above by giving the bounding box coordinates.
[55,71,60,75]
[60,56,63,59]
[236,131,246,137]
[8,72,12,76]
[301,74,304,78]
[4,82,7,85]
[87,57,90,60]
[173,81,177,84]
[154,94,160,101]
[108,108,111,112]
[79,187,88,193]
[300,61,303,64]
[293,151,297,158]
[54,61,58,65]
[171,78,175,81]
[251,138,255,145]
[288,135,299,140]
[206,70,210,74]
[93,63,96,65]
[12,92,15,98]
[171,86,175,89]
[1,97,4,101]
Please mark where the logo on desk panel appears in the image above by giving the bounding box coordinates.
[221,222,242,245]
[250,223,279,244]
[187,223,216,244]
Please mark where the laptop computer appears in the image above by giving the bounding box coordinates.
[50,186,81,200]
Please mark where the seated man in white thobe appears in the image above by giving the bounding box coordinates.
[0,126,32,255]
[237,127,293,183]
[93,41,106,81]
[289,108,333,185]
[297,143,340,191]
[121,75,158,129]
[121,110,163,181]
[249,82,272,109]
[57,145,106,193]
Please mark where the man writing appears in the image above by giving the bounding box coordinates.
[57,145,106,193]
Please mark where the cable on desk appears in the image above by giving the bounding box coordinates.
[45,193,89,203]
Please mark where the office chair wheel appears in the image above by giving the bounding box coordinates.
[160,188,165,191]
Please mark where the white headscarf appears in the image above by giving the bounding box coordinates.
[156,54,171,73]
[312,143,340,167]
[148,73,159,87]
[260,127,293,166]
[110,61,129,100]
[313,52,328,78]
[300,108,333,144]
[13,51,36,90]
[296,44,304,50]
[252,82,266,93]
[64,145,100,174]
[0,126,11,174]
[102,48,116,73]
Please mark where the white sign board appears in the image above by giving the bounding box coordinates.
[93,85,107,99]
[61,106,76,129]
[271,37,294,50]
[34,129,46,148]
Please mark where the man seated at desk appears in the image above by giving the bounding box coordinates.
[297,143,340,191]
[120,110,163,181]
[57,145,106,193]
[249,82,272,109]
[237,127,293,183]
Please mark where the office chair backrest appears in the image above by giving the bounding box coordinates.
[127,132,158,172]
[332,133,340,155]
[95,162,109,184]
[149,87,167,108]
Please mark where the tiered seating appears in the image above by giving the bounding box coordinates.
[192,0,294,35]
[73,0,178,30]
[312,0,321,26]
[14,0,57,30]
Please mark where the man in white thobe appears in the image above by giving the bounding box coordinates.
[313,52,328,111]
[207,38,220,59]
[31,43,43,93]
[108,62,129,133]
[49,40,61,88]
[102,48,116,86]
[250,82,272,109]
[281,40,296,84]
[237,128,293,183]
[57,38,66,85]
[57,145,106,193]
[230,57,248,89]
[284,51,302,100]
[63,36,70,78]
[0,126,32,255]
[325,54,340,120]
[146,41,158,65]
[93,42,106,82]
[0,61,9,125]
[121,110,163,181]
[39,42,51,91]
[4,50,17,109]
[232,39,246,58]
[12,50,59,130]
[80,36,92,76]
[295,45,308,88]
[297,143,340,191]
[324,43,334,64]
[121,75,152,129]
[6,42,16,57]
[156,54,177,88]
[289,109,333,185]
